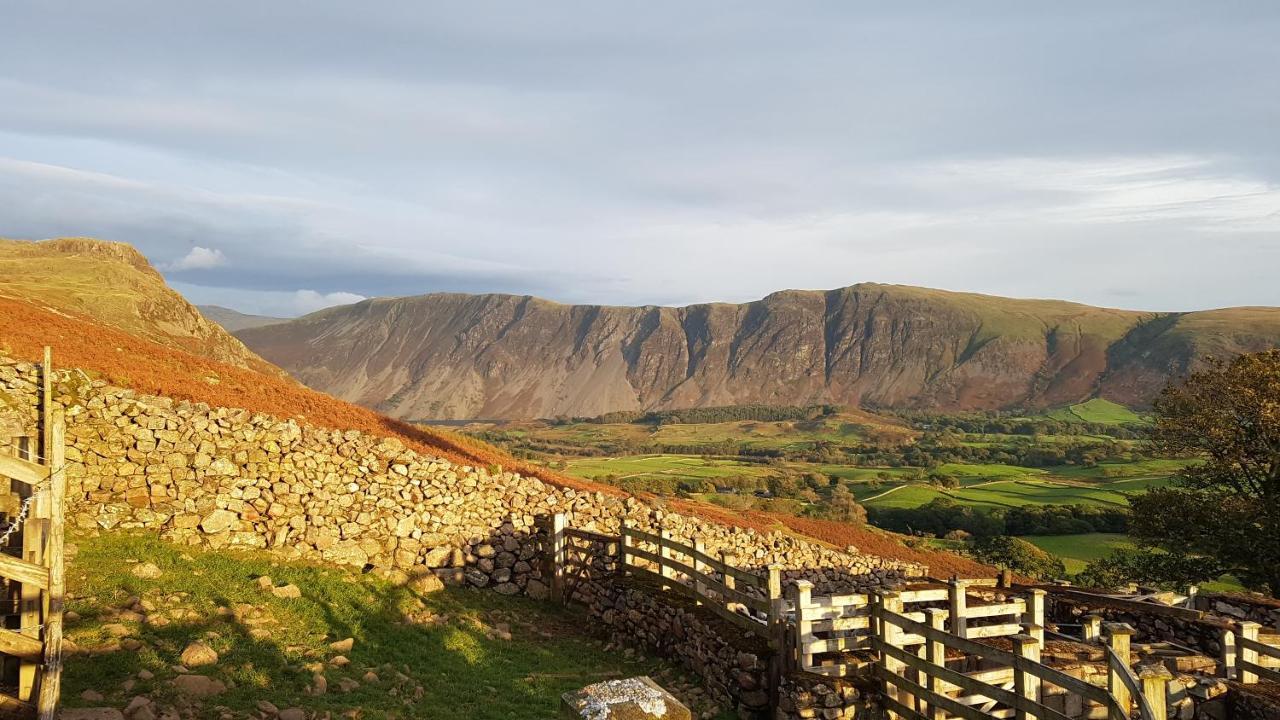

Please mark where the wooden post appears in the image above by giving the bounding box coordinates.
[766,565,783,716]
[658,528,673,589]
[22,349,54,701]
[999,568,1013,589]
[1220,627,1237,680]
[880,592,910,718]
[1138,664,1172,720]
[949,578,970,638]
[924,608,948,720]
[1239,622,1260,685]
[549,513,567,604]
[1023,590,1046,646]
[692,538,705,605]
[791,580,814,672]
[1012,633,1042,720]
[720,551,737,613]
[1082,615,1103,644]
[1106,623,1135,717]
[619,519,631,576]
[35,416,66,720]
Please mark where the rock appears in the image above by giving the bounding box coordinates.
[561,677,692,720]
[410,573,445,595]
[124,697,154,720]
[279,710,306,720]
[329,637,354,653]
[310,674,328,696]
[130,563,163,579]
[336,677,360,693]
[199,509,239,534]
[172,674,227,697]
[256,576,274,590]
[271,584,302,599]
[256,701,279,715]
[180,641,219,667]
[80,690,105,702]
[422,546,453,568]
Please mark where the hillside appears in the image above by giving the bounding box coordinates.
[198,304,289,332]
[234,285,1280,420]
[0,237,283,376]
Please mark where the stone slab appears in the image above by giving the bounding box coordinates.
[561,676,692,720]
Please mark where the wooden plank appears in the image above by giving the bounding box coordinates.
[0,689,35,717]
[877,666,1003,720]
[1239,635,1280,660]
[804,634,869,654]
[36,417,66,720]
[625,546,769,611]
[1239,660,1280,685]
[879,643,1073,720]
[877,606,1116,706]
[562,528,618,545]
[964,601,1026,619]
[967,623,1024,639]
[0,456,42,487]
[0,556,48,591]
[0,628,42,659]
[900,589,949,603]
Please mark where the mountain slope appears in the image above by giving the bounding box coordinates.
[235,284,1280,420]
[199,304,289,332]
[0,237,282,376]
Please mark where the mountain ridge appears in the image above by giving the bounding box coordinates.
[234,283,1280,420]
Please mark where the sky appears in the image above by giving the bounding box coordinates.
[1,2,1278,317]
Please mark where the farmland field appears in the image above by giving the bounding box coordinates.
[1021,533,1135,573]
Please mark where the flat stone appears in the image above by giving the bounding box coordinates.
[561,677,692,720]
[172,674,227,697]
[199,509,239,534]
[180,641,218,667]
[130,562,163,579]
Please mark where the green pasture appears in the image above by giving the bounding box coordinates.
[1046,398,1145,425]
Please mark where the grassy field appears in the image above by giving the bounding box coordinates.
[1020,533,1135,574]
[62,532,729,720]
[565,454,775,483]
[1046,399,1145,425]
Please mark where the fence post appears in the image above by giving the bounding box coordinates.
[1105,623,1135,717]
[1012,634,1042,720]
[791,580,813,672]
[1239,622,1260,685]
[1220,627,1237,680]
[879,592,910,718]
[548,513,567,604]
[925,608,947,720]
[949,578,970,638]
[999,568,1013,589]
[720,552,737,613]
[619,519,630,576]
[35,415,66,720]
[1023,589,1046,646]
[1082,615,1102,644]
[658,527,673,590]
[1138,664,1172,720]
[692,538,705,605]
[766,565,783,716]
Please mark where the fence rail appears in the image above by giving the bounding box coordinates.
[546,514,1162,720]
[0,348,67,720]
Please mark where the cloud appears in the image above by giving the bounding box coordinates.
[292,290,367,315]
[0,3,1277,313]
[164,246,227,271]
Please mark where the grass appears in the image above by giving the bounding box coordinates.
[1046,399,1145,426]
[565,454,775,484]
[62,532,728,720]
[1020,533,1136,574]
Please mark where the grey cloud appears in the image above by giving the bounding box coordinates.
[0,2,1278,315]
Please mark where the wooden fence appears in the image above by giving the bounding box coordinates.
[1223,621,1280,685]
[545,514,1160,720]
[0,348,67,720]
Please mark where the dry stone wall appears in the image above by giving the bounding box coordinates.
[0,358,921,601]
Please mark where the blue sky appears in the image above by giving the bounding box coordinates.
[1,2,1277,316]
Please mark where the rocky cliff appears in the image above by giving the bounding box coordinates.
[235,285,1280,420]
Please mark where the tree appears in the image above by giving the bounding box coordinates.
[825,485,868,526]
[1127,350,1280,594]
[969,536,1065,580]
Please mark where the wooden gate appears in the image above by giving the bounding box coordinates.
[0,348,67,720]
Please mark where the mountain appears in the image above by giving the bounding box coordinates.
[0,237,284,376]
[234,284,1280,420]
[199,305,289,332]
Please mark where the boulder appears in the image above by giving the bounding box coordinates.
[130,563,163,579]
[172,674,227,697]
[199,509,239,534]
[180,641,219,667]
[560,677,691,720]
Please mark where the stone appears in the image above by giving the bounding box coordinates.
[130,562,163,579]
[561,677,692,720]
[422,546,453,568]
[272,584,302,599]
[199,509,239,534]
[329,637,354,653]
[279,710,306,720]
[172,674,227,697]
[410,572,445,594]
[180,641,219,667]
[80,690,106,702]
